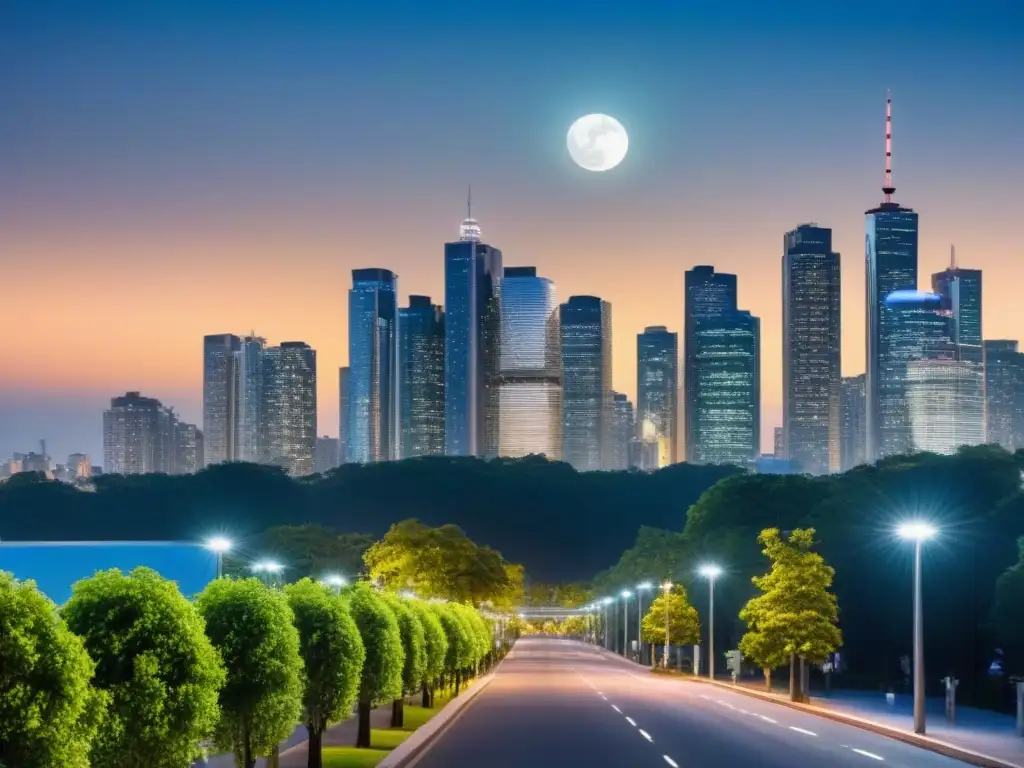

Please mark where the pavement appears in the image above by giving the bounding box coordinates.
[408,637,1008,767]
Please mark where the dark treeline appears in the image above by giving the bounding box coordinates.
[0,456,737,582]
[596,445,1024,710]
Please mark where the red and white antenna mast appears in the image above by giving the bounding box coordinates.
[882,91,896,204]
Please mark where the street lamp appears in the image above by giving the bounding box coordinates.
[636,582,653,664]
[205,536,232,579]
[620,590,633,658]
[698,564,723,680]
[661,581,672,668]
[602,597,614,650]
[897,521,937,734]
[321,574,347,594]
[252,560,284,587]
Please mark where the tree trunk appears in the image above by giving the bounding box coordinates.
[391,698,405,728]
[800,657,809,701]
[356,694,372,748]
[454,670,461,695]
[307,727,323,768]
[789,653,799,702]
[244,741,254,768]
[268,743,280,768]
[421,683,431,708]
[764,667,772,692]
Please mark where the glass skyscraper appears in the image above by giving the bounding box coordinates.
[610,392,634,470]
[932,252,983,362]
[398,295,445,458]
[984,340,1024,451]
[444,208,502,457]
[348,268,399,463]
[684,266,738,462]
[262,341,317,476]
[636,326,678,467]
[202,333,240,465]
[235,334,265,463]
[560,295,613,471]
[782,224,841,474]
[840,374,867,471]
[498,267,561,459]
[338,366,350,464]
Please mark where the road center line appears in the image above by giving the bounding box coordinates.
[639,729,653,742]
[759,715,778,724]
[612,705,622,713]
[663,757,679,768]
[789,726,818,736]
[852,749,884,761]
[625,716,637,727]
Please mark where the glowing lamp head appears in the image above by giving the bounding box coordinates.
[253,560,283,574]
[621,589,632,599]
[602,596,614,605]
[205,536,232,554]
[698,564,723,579]
[322,575,347,587]
[897,522,938,541]
[637,581,653,591]
[661,581,673,591]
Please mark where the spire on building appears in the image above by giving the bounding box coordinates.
[458,184,481,242]
[950,244,957,270]
[882,91,896,204]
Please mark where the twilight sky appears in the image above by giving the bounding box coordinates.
[2,0,1023,462]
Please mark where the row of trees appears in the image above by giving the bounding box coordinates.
[0,568,500,768]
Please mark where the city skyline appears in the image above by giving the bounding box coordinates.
[4,3,1024,462]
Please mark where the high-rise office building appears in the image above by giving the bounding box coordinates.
[689,310,761,465]
[444,196,503,457]
[773,427,785,457]
[315,436,340,473]
[203,333,240,465]
[66,453,92,479]
[263,342,317,476]
[235,334,265,463]
[348,268,399,463]
[172,421,204,474]
[840,374,867,470]
[984,340,1024,451]
[338,367,350,463]
[103,392,199,475]
[684,266,738,461]
[782,224,841,474]
[610,392,634,470]
[932,247,982,358]
[560,295,613,471]
[865,96,920,461]
[498,268,561,459]
[399,295,446,458]
[636,326,679,467]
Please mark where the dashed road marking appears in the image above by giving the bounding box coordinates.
[760,715,778,724]
[852,749,884,761]
[663,757,679,768]
[639,729,653,742]
[625,716,637,727]
[600,694,608,700]
[612,705,622,714]
[789,726,817,737]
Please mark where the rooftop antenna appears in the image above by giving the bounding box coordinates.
[882,91,895,204]
[950,244,957,270]
[459,183,481,242]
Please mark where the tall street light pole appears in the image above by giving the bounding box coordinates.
[698,564,723,680]
[898,521,937,735]
[602,597,613,650]
[661,581,672,668]
[636,582,652,664]
[205,536,233,580]
[620,590,632,658]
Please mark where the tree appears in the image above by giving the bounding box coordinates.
[197,578,304,768]
[641,586,701,667]
[429,603,473,694]
[738,528,841,702]
[61,567,225,768]
[284,579,365,768]
[992,537,1024,671]
[0,573,104,768]
[406,599,448,707]
[541,620,558,635]
[380,594,427,727]
[559,615,587,637]
[345,583,404,748]
[246,525,374,582]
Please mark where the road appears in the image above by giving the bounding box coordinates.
[411,637,975,767]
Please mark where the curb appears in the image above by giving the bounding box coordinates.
[682,677,1023,768]
[377,661,504,768]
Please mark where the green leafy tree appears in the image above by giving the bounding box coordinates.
[197,578,304,768]
[559,615,587,637]
[541,620,557,635]
[992,537,1024,670]
[641,586,701,667]
[345,583,403,748]
[406,599,448,707]
[448,603,488,674]
[739,528,841,702]
[429,603,473,694]
[62,567,225,768]
[284,579,365,768]
[505,614,529,639]
[238,525,373,582]
[0,573,104,768]
[380,594,427,727]
[738,628,789,691]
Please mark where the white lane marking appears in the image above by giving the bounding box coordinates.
[852,749,884,761]
[789,726,817,736]
[760,715,778,724]
[738,708,749,714]
[612,705,622,713]
[663,757,679,768]
[639,729,653,742]
[626,716,637,727]
[699,694,711,700]
[600,694,608,700]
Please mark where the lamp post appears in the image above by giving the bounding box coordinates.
[661,581,672,668]
[636,582,652,664]
[897,521,937,735]
[205,536,232,579]
[698,564,723,680]
[252,560,284,587]
[322,574,347,595]
[602,597,613,650]
[620,590,633,658]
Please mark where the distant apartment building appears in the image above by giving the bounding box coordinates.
[840,375,867,470]
[203,333,241,465]
[636,326,678,468]
[103,391,201,475]
[263,342,317,476]
[315,436,340,473]
[610,392,635,470]
[984,340,1024,452]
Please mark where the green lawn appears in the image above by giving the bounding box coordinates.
[321,697,453,767]
[322,747,391,768]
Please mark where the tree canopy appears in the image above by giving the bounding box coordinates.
[61,567,225,768]
[640,586,701,648]
[0,573,104,768]
[233,525,373,582]
[197,578,304,768]
[380,595,427,696]
[405,599,448,691]
[430,603,474,677]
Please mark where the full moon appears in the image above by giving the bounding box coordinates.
[566,113,629,172]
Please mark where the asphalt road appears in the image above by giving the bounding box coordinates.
[411,637,975,767]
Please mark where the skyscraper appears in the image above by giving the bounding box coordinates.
[840,374,867,470]
[172,421,204,474]
[103,392,199,475]
[348,268,399,463]
[262,342,317,476]
[636,326,678,467]
[984,340,1024,451]
[932,246,983,362]
[498,267,561,459]
[315,436,340,473]
[235,334,265,463]
[610,392,635,470]
[203,333,240,465]
[398,295,445,458]
[560,295,613,471]
[338,366,350,463]
[782,224,841,474]
[684,266,738,461]
[865,96,920,461]
[444,194,502,457]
